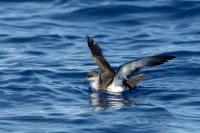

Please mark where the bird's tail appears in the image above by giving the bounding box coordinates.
[125,73,146,89]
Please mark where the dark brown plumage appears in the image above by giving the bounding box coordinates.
[86,36,175,90]
[87,36,115,89]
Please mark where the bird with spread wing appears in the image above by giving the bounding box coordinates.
[84,36,175,93]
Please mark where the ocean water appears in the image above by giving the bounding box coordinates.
[0,0,200,133]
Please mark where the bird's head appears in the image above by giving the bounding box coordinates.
[86,71,100,81]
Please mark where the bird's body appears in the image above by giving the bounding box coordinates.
[107,78,126,93]
[85,36,175,93]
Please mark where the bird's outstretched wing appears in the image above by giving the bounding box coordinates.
[116,55,175,80]
[87,36,115,76]
[125,73,146,88]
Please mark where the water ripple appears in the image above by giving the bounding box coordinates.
[0,0,199,133]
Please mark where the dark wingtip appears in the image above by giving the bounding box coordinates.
[144,55,176,67]
[159,55,176,64]
[164,55,176,60]
[86,35,102,56]
[171,55,176,59]
[86,35,95,51]
[87,36,94,44]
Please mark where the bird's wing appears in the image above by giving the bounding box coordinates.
[116,55,175,80]
[125,73,146,89]
[87,36,115,76]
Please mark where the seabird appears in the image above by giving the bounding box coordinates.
[85,36,175,93]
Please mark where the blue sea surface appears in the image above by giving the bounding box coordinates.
[0,0,200,133]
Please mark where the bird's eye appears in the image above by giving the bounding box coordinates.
[88,75,93,78]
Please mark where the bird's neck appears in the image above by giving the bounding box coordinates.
[90,79,100,90]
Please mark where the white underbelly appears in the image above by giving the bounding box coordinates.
[107,83,126,93]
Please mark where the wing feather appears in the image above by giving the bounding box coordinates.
[117,55,175,80]
[87,36,115,76]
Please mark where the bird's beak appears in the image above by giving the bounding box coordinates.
[80,78,88,82]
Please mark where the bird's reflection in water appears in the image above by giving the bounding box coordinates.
[89,89,137,111]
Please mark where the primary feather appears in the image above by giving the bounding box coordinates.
[117,55,175,80]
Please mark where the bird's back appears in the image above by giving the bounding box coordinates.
[99,72,115,90]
